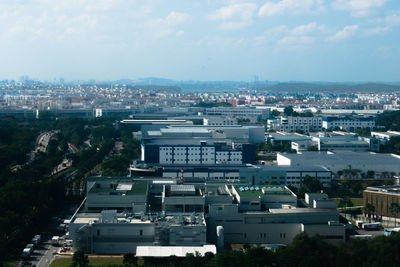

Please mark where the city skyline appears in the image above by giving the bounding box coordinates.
[0,0,400,82]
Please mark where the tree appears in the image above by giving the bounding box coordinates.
[123,253,137,265]
[71,250,89,267]
[284,106,294,116]
[366,170,375,178]
[364,203,375,223]
[298,175,324,199]
[390,203,400,227]
[271,110,281,117]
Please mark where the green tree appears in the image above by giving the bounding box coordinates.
[123,253,137,265]
[390,203,400,226]
[271,110,281,117]
[364,203,375,223]
[298,175,324,199]
[284,106,294,116]
[71,250,89,267]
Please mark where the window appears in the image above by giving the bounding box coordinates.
[140,230,143,236]
[97,229,100,236]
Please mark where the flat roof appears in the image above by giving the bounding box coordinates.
[245,165,330,172]
[269,208,337,214]
[235,185,292,197]
[365,185,400,195]
[89,180,148,195]
[136,245,216,257]
[306,193,328,197]
[279,151,400,166]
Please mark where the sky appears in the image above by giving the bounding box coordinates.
[0,0,400,82]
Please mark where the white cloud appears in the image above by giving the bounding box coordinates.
[165,11,190,26]
[291,22,325,35]
[364,26,390,35]
[255,22,325,51]
[364,11,400,36]
[326,25,359,41]
[332,0,388,17]
[258,0,325,17]
[208,3,258,30]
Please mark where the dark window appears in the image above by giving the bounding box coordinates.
[97,229,100,236]
[140,230,143,236]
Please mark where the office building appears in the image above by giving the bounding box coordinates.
[277,151,400,177]
[322,115,375,131]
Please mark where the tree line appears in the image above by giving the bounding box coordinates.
[70,232,400,267]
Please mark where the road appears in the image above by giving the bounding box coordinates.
[21,202,79,267]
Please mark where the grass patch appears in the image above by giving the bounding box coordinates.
[336,198,364,207]
[1,260,19,267]
[50,256,123,267]
[351,198,363,206]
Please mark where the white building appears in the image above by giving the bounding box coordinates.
[205,107,270,122]
[277,151,400,177]
[203,116,237,126]
[276,116,323,133]
[322,115,375,131]
[147,144,256,166]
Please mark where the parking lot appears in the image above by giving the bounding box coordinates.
[21,203,79,266]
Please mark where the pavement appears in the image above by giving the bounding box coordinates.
[20,203,79,267]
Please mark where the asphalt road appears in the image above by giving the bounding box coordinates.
[21,202,79,267]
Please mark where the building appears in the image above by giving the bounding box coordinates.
[371,131,400,145]
[139,125,263,166]
[314,136,370,151]
[204,107,270,122]
[267,132,312,146]
[140,125,265,145]
[203,116,237,126]
[322,115,375,131]
[85,179,148,212]
[207,186,344,246]
[68,177,346,255]
[160,166,242,182]
[145,144,255,166]
[277,151,400,177]
[363,185,400,219]
[239,165,332,187]
[269,116,323,133]
[69,210,208,254]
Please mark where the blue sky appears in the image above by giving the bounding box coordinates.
[0,0,399,82]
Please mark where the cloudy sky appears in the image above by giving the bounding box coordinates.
[0,0,399,82]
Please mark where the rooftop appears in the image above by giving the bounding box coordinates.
[235,185,292,197]
[306,193,328,197]
[279,151,400,166]
[365,185,400,195]
[89,180,148,196]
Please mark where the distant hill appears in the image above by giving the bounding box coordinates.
[262,82,400,93]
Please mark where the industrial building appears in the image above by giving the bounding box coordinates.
[322,115,375,131]
[277,151,400,177]
[137,124,263,166]
[204,107,270,122]
[144,144,255,166]
[239,165,332,187]
[203,116,237,126]
[268,116,323,133]
[363,185,400,219]
[67,177,345,255]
